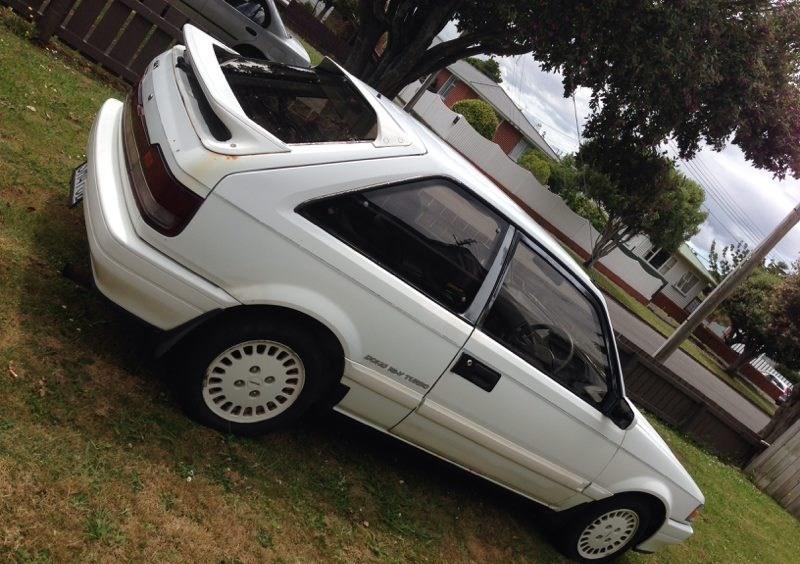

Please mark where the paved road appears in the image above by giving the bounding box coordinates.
[604,297,771,432]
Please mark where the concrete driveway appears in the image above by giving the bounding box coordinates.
[604,297,771,433]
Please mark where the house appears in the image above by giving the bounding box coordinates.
[626,236,717,320]
[431,58,560,162]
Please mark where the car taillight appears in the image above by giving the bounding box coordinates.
[686,504,703,522]
[123,82,202,236]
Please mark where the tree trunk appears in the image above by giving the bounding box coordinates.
[726,342,760,375]
[761,386,800,444]
[341,1,528,97]
[585,219,628,270]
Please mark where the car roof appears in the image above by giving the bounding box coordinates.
[371,88,598,296]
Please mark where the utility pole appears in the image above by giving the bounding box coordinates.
[654,200,800,362]
[403,73,437,112]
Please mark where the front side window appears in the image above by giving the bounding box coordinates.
[480,241,612,407]
[299,179,509,313]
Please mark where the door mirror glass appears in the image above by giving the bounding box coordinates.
[605,395,635,429]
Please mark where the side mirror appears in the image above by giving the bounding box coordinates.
[603,394,635,429]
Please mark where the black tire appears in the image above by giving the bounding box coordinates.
[175,315,336,436]
[557,495,658,563]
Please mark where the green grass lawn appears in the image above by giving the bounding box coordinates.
[561,249,777,417]
[1,9,798,562]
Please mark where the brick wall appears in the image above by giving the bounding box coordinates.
[433,69,453,92]
[443,81,480,108]
[493,121,523,156]
[653,292,689,322]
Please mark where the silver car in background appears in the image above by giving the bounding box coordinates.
[175,0,311,66]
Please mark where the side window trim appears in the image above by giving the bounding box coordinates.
[462,225,516,324]
[478,232,623,409]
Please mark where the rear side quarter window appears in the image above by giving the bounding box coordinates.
[298,179,509,314]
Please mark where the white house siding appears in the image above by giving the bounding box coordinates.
[658,262,698,309]
[625,237,705,308]
[398,85,664,301]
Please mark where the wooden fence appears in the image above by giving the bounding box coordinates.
[277,0,349,61]
[4,0,352,82]
[5,0,189,83]
[617,334,767,466]
[746,419,800,517]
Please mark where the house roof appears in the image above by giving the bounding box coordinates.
[677,244,717,286]
[444,58,560,161]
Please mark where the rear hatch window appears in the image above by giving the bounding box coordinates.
[217,52,378,144]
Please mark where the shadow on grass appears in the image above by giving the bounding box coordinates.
[13,189,600,561]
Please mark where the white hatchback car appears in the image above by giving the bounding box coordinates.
[74,24,703,562]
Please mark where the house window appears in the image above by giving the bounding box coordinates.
[438,76,458,99]
[644,247,677,274]
[674,271,700,295]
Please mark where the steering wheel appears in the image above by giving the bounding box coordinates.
[513,323,575,374]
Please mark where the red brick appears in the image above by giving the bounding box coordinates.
[443,81,479,107]
[493,121,523,155]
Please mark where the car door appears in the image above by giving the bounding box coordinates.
[393,234,626,506]
[293,177,512,428]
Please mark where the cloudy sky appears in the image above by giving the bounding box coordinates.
[495,55,800,268]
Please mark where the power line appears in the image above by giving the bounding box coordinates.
[667,142,765,244]
[667,142,792,264]
[680,159,763,245]
[691,152,768,239]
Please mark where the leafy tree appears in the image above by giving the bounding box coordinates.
[720,268,785,372]
[708,240,751,281]
[343,1,800,179]
[769,271,800,370]
[708,245,800,375]
[546,155,607,231]
[451,99,499,140]
[776,363,800,386]
[518,148,550,184]
[465,57,503,83]
[646,173,707,254]
[758,270,800,442]
[575,136,707,267]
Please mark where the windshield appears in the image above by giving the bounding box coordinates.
[217,54,378,144]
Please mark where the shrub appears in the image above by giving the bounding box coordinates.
[452,99,499,140]
[518,148,551,184]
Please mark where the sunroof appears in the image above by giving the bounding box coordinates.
[217,54,378,144]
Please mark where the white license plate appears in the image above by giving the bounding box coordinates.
[69,162,88,207]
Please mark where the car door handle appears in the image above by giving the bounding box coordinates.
[245,26,257,36]
[452,354,501,392]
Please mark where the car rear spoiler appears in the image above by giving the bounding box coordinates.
[181,24,412,155]
[183,24,290,156]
